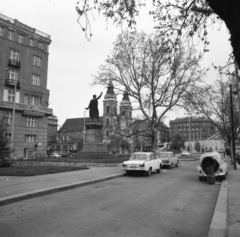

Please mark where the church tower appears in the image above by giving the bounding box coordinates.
[119,90,132,132]
[103,80,118,142]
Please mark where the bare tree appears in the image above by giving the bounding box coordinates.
[185,76,239,147]
[93,31,206,151]
[76,1,240,68]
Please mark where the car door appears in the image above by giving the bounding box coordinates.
[150,154,159,171]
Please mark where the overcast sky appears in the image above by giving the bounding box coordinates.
[1,0,232,127]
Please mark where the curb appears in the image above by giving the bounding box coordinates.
[208,179,228,237]
[0,173,124,206]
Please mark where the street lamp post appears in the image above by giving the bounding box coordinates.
[83,109,86,144]
[11,79,17,158]
[4,68,17,159]
[230,84,237,170]
[189,116,191,153]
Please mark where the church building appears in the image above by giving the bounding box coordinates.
[57,80,133,152]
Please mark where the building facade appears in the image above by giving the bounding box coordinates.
[0,13,56,158]
[169,117,217,142]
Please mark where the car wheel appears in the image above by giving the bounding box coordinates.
[157,165,161,173]
[198,176,203,181]
[175,161,179,167]
[146,168,152,176]
[221,175,226,180]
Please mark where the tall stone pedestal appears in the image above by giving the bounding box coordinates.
[80,123,107,153]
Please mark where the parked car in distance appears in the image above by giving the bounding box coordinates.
[181,151,191,157]
[155,151,179,168]
[48,152,62,158]
[197,151,228,182]
[122,152,162,176]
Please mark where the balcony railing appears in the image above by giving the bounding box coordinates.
[8,59,21,68]
[5,79,20,89]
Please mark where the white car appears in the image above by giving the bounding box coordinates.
[122,152,162,176]
[48,152,62,158]
[155,151,179,169]
[197,152,228,182]
[181,151,191,157]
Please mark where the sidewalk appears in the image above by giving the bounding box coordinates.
[208,162,240,237]
[0,163,239,237]
[0,166,124,206]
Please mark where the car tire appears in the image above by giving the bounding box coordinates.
[198,176,203,181]
[146,168,152,176]
[157,165,161,173]
[221,175,226,180]
[175,161,179,167]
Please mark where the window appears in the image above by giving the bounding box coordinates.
[3,89,20,103]
[106,119,109,125]
[0,26,4,36]
[24,94,29,104]
[7,90,15,103]
[26,117,37,127]
[8,69,18,81]
[32,74,40,86]
[106,131,109,137]
[9,49,20,61]
[25,135,36,142]
[6,112,13,125]
[31,95,41,106]
[106,106,109,113]
[18,34,24,43]
[29,38,34,46]
[8,30,14,40]
[38,42,43,49]
[33,56,41,67]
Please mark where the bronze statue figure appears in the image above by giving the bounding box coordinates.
[85,92,103,122]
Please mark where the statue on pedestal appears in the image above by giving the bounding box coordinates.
[85,92,103,122]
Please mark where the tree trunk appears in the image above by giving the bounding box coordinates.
[206,0,240,68]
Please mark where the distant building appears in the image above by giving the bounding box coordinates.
[0,13,56,158]
[132,119,169,151]
[169,117,217,142]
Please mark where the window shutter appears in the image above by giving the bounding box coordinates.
[15,91,20,103]
[3,89,8,101]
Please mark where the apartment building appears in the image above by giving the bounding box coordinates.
[0,13,56,158]
[169,117,217,142]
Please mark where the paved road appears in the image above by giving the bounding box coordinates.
[0,161,220,237]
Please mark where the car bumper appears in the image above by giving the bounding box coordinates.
[197,170,227,177]
[122,167,146,172]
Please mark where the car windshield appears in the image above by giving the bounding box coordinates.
[130,154,148,160]
[157,153,172,158]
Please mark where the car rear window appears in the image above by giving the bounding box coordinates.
[130,154,148,160]
[157,153,171,158]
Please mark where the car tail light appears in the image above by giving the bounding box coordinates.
[140,163,145,167]
[122,164,126,167]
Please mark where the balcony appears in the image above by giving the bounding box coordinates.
[0,101,53,116]
[5,79,20,89]
[8,59,21,68]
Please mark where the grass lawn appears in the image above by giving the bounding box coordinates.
[33,156,129,163]
[0,155,129,176]
[0,165,89,176]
